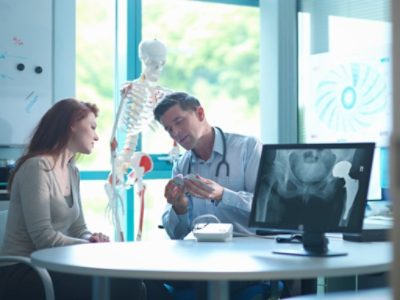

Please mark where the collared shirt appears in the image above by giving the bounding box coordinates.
[162,128,263,239]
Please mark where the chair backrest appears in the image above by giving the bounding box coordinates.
[0,209,55,300]
[0,209,8,249]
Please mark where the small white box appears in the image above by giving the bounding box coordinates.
[192,223,233,242]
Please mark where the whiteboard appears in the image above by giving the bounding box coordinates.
[0,0,53,146]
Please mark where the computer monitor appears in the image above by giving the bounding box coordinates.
[249,142,375,257]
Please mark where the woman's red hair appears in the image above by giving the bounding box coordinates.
[8,98,98,191]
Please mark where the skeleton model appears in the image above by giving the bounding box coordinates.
[105,39,173,241]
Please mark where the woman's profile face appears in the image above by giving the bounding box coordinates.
[70,112,99,154]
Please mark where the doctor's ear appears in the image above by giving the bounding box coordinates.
[195,106,205,121]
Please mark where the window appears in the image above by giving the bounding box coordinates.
[76,0,116,238]
[298,0,391,201]
[76,0,115,171]
[142,0,260,154]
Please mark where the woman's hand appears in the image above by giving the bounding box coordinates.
[89,232,110,243]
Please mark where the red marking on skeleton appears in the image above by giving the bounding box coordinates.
[139,154,153,173]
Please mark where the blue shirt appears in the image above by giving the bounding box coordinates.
[162,128,263,239]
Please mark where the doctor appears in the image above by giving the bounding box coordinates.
[153,91,262,239]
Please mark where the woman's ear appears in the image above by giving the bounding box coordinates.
[70,121,78,134]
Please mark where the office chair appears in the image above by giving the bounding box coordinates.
[0,209,55,300]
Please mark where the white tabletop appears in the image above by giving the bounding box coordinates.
[290,287,391,299]
[31,236,392,281]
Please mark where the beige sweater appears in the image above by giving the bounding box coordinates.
[0,156,91,258]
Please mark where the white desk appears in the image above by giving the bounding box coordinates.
[290,287,391,299]
[31,237,392,300]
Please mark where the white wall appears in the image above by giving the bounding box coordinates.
[0,0,75,161]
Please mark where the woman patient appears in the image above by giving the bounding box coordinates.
[0,98,169,300]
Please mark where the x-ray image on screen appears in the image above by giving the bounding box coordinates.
[250,143,375,234]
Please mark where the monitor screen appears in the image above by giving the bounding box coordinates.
[249,142,375,256]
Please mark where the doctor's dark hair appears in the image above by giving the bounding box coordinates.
[154,92,201,122]
[8,98,98,192]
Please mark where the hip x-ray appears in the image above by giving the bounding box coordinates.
[250,143,375,233]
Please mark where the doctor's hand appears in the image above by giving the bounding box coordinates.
[165,178,188,215]
[184,174,224,203]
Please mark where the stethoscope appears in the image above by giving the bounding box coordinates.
[187,127,230,177]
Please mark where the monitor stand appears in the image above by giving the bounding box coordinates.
[272,231,347,257]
